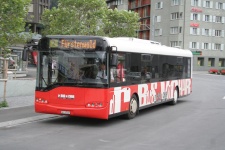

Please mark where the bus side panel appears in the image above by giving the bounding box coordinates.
[108,78,192,117]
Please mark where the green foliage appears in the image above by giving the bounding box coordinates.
[41,0,140,37]
[105,9,140,37]
[0,0,31,57]
[0,100,8,108]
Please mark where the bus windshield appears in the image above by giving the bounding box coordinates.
[36,50,108,90]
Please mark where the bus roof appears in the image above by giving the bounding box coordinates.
[104,37,193,57]
[45,35,192,58]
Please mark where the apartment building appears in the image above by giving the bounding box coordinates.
[107,0,225,71]
[151,0,225,71]
[26,0,50,33]
[129,0,151,40]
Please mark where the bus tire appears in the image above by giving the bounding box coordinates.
[170,87,178,105]
[126,95,138,119]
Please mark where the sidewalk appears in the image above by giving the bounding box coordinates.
[5,95,34,109]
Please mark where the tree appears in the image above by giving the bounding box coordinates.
[104,9,140,37]
[0,0,31,57]
[41,0,140,37]
[0,0,31,105]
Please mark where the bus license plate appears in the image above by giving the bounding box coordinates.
[61,111,70,115]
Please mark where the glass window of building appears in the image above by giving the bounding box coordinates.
[205,1,210,8]
[214,43,221,50]
[215,16,222,23]
[170,27,179,34]
[171,0,181,6]
[155,2,163,9]
[197,58,204,66]
[204,15,210,22]
[204,29,210,36]
[203,43,209,50]
[208,58,215,67]
[215,30,222,37]
[219,58,225,67]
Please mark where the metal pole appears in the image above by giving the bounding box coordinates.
[152,15,155,41]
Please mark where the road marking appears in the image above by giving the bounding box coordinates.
[223,96,225,100]
[0,114,59,128]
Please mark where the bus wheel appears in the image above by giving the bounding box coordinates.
[170,88,178,105]
[126,95,138,119]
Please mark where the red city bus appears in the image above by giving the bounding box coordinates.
[35,35,192,119]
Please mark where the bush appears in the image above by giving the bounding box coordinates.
[0,100,8,108]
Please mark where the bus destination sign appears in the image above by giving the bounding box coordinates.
[61,39,96,49]
[50,39,97,49]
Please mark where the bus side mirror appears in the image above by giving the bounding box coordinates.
[108,46,117,52]
[22,47,28,61]
[110,54,118,66]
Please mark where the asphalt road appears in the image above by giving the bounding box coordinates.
[0,74,225,150]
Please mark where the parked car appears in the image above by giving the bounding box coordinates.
[219,69,225,75]
[208,69,219,74]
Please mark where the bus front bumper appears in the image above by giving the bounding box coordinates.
[35,103,109,120]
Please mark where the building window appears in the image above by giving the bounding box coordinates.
[171,0,181,6]
[171,27,182,34]
[205,1,210,8]
[208,58,215,67]
[202,43,211,50]
[170,41,181,47]
[171,12,183,20]
[215,16,222,23]
[197,57,204,66]
[170,27,179,34]
[143,7,148,17]
[138,0,141,6]
[214,43,221,50]
[155,29,162,36]
[191,0,200,6]
[155,16,161,22]
[193,0,198,6]
[212,43,224,50]
[203,15,211,22]
[205,29,209,36]
[219,58,225,67]
[216,2,223,9]
[28,4,33,12]
[202,28,211,36]
[189,42,200,49]
[155,2,163,9]
[192,42,197,49]
[214,30,222,37]
[193,13,198,20]
[143,32,147,40]
[190,27,199,35]
[131,1,135,8]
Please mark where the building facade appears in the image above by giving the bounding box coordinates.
[106,0,225,71]
[129,0,151,40]
[151,0,225,71]
[26,0,50,33]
